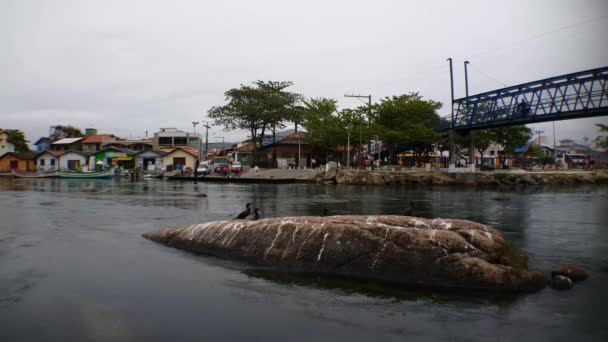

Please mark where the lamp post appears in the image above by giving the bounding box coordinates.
[192,121,199,159]
[534,130,544,145]
[346,125,352,168]
[298,133,301,169]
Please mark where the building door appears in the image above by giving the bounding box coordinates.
[9,160,18,170]
[67,160,80,170]
[173,157,186,170]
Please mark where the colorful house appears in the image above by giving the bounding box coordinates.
[260,132,312,168]
[87,147,135,170]
[161,147,198,172]
[33,137,52,152]
[134,150,166,171]
[51,137,84,152]
[0,152,39,172]
[58,152,86,171]
[82,134,117,153]
[36,150,64,171]
[0,130,16,157]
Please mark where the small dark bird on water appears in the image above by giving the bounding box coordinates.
[195,193,208,198]
[246,208,260,221]
[235,203,252,219]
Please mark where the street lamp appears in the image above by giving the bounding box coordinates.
[192,121,199,159]
[346,125,352,168]
[534,130,544,145]
[213,134,225,156]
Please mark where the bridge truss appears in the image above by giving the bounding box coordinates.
[438,66,608,131]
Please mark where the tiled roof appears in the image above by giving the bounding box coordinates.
[82,134,116,144]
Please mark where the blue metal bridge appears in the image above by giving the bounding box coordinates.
[437,66,608,131]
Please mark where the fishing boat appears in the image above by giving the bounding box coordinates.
[11,169,61,178]
[59,169,115,179]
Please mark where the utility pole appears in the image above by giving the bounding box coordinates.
[346,125,352,168]
[447,58,456,170]
[465,60,475,171]
[534,130,544,145]
[202,122,210,160]
[192,121,199,159]
[344,93,372,158]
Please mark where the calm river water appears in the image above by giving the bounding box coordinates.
[0,178,607,341]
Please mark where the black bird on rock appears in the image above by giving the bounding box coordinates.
[235,203,252,219]
[246,208,260,221]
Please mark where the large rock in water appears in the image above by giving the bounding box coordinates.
[143,215,546,292]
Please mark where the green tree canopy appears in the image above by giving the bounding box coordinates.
[1,129,30,152]
[301,98,345,159]
[50,125,84,141]
[207,81,299,164]
[595,123,608,149]
[374,93,442,162]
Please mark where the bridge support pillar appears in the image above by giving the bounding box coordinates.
[448,129,456,172]
[469,130,476,173]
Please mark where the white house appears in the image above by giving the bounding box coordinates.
[36,151,63,171]
[134,150,166,171]
[0,130,16,157]
[58,151,86,171]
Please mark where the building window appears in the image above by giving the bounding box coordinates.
[159,137,172,145]
[40,159,45,166]
[490,151,495,156]
[50,159,55,166]
[174,137,187,146]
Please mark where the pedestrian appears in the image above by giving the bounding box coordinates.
[311,157,316,169]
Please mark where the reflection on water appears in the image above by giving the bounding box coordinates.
[0,178,607,341]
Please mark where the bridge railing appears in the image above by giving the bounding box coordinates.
[441,66,608,131]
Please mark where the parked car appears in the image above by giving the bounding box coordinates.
[213,163,230,175]
[196,164,211,175]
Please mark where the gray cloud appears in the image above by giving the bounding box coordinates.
[1,0,607,145]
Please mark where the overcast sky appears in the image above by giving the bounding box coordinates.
[1,0,607,146]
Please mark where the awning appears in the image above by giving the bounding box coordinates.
[514,145,530,153]
[114,157,133,161]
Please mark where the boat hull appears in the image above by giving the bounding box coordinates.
[11,170,61,178]
[59,170,114,179]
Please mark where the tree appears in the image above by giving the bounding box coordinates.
[491,125,532,168]
[208,81,299,165]
[595,123,608,149]
[373,93,442,163]
[50,125,84,141]
[0,129,30,152]
[301,98,346,162]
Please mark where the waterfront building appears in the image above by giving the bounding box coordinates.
[36,150,64,171]
[0,152,38,172]
[82,134,117,153]
[152,128,201,154]
[87,147,135,170]
[57,151,86,171]
[133,149,167,171]
[33,137,52,152]
[260,131,312,168]
[161,147,198,172]
[0,130,16,157]
[51,137,84,152]
[104,139,153,152]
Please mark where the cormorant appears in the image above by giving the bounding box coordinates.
[235,203,252,219]
[246,208,260,221]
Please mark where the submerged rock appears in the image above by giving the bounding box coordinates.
[549,274,574,290]
[555,266,588,282]
[143,215,546,292]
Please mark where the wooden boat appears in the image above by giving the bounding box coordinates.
[59,169,115,179]
[11,169,61,178]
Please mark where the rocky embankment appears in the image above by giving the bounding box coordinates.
[144,215,547,292]
[316,169,608,186]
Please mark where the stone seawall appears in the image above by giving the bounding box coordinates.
[144,215,547,292]
[315,170,608,186]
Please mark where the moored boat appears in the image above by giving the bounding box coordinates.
[11,169,61,178]
[59,169,115,179]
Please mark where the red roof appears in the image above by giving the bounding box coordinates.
[163,147,199,158]
[42,150,65,157]
[82,134,116,144]
[235,142,254,152]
